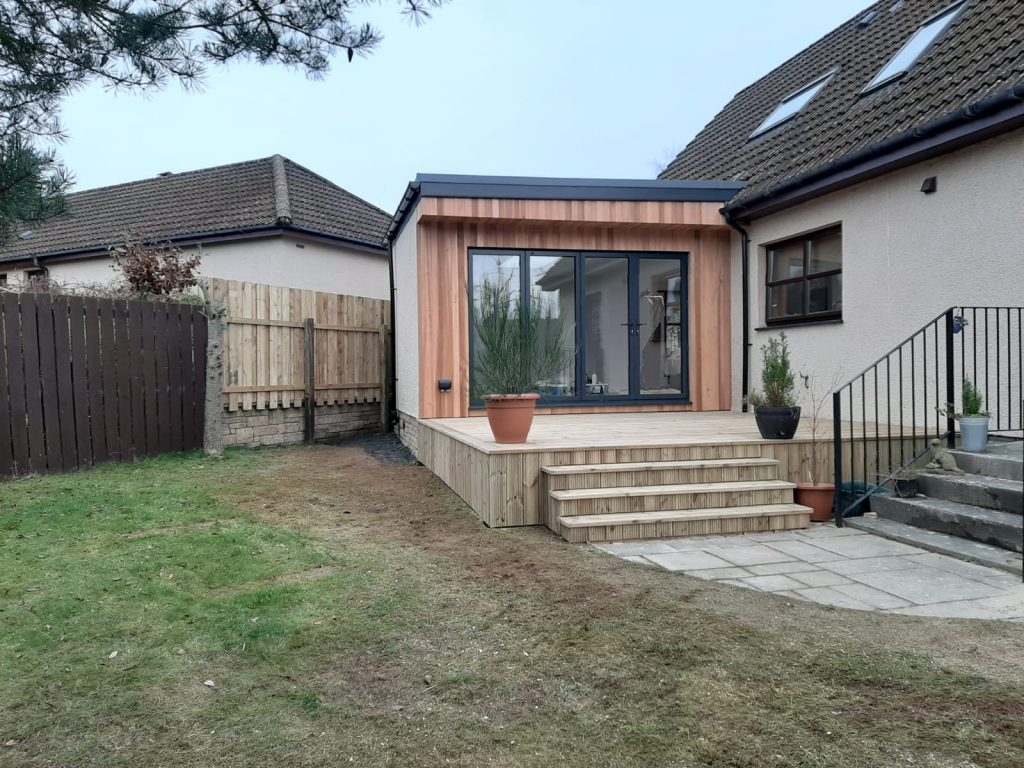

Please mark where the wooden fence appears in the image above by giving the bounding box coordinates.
[0,293,207,478]
[206,279,390,435]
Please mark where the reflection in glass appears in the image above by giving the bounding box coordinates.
[530,255,576,399]
[583,257,629,396]
[638,259,683,395]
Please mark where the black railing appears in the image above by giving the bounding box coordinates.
[833,306,1023,524]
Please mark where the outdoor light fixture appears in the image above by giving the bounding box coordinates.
[437,378,452,392]
[921,176,938,194]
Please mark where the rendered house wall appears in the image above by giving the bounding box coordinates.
[734,129,1024,414]
[3,234,390,300]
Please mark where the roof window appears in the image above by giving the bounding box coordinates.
[865,1,967,91]
[751,73,834,138]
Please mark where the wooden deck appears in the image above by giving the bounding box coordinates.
[415,412,920,532]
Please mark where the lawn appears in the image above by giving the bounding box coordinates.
[2,441,1023,767]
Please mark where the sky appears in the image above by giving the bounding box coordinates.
[55,0,869,213]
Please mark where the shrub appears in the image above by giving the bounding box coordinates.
[749,333,797,408]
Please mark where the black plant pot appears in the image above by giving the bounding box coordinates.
[754,406,801,440]
[893,478,919,498]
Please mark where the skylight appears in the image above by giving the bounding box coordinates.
[751,73,833,138]
[865,1,966,91]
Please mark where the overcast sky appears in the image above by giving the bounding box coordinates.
[55,0,869,213]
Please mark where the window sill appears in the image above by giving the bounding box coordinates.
[756,318,843,331]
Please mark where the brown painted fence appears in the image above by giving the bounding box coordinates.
[207,278,390,435]
[0,293,207,478]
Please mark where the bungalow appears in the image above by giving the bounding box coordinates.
[389,0,1022,544]
[0,155,392,299]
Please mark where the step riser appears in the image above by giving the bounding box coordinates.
[561,511,810,544]
[916,474,1023,514]
[552,489,794,518]
[948,450,1023,482]
[872,496,1023,553]
[546,465,779,491]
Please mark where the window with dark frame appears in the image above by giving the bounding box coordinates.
[765,226,842,325]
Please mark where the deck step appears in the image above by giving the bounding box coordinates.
[872,494,1023,553]
[542,458,780,490]
[558,503,811,543]
[846,517,1024,576]
[916,472,1023,514]
[549,479,796,519]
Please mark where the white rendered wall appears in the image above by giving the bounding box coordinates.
[732,129,1024,420]
[392,204,420,419]
[4,234,390,299]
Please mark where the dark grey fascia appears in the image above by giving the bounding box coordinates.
[387,175,747,241]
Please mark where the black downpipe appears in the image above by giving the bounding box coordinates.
[386,238,398,431]
[724,212,751,411]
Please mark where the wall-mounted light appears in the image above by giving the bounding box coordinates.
[437,378,452,393]
[920,176,937,194]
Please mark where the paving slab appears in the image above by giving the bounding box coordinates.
[845,566,1006,605]
[763,539,844,563]
[683,567,752,580]
[746,561,822,576]
[705,544,796,567]
[808,535,924,559]
[593,522,1024,620]
[644,550,733,572]
[738,574,807,592]
[792,587,875,610]
[787,569,854,588]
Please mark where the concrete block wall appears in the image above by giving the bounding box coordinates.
[396,411,419,457]
[222,403,381,448]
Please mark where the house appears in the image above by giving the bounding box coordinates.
[658,0,1023,412]
[0,155,392,299]
[389,0,1022,543]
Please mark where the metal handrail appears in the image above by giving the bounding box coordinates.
[832,306,1023,525]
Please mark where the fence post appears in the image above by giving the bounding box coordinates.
[944,308,956,448]
[201,285,225,455]
[303,318,316,444]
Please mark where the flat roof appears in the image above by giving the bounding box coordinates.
[388,174,746,239]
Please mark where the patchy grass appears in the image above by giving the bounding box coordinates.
[1,445,1023,767]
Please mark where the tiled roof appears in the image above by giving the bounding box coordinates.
[659,0,1024,208]
[0,155,391,262]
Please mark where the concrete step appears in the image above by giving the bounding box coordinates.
[542,458,780,491]
[872,494,1023,553]
[916,472,1023,514]
[548,479,796,519]
[846,517,1024,576]
[558,503,811,544]
[950,443,1023,482]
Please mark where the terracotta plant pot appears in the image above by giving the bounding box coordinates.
[484,393,540,444]
[795,482,835,522]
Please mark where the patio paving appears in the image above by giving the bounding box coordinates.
[595,524,1024,620]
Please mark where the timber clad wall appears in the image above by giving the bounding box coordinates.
[411,198,733,419]
[0,293,206,478]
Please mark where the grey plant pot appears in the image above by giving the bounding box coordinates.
[958,415,989,452]
[753,406,801,440]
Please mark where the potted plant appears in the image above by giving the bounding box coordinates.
[793,371,841,521]
[748,333,801,440]
[939,377,991,452]
[470,275,568,444]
